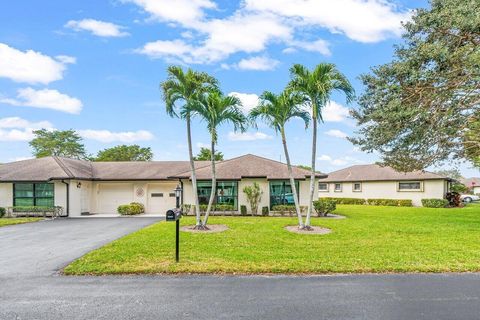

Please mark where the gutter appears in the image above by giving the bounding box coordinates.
[61,180,69,217]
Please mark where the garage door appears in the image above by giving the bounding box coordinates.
[97,184,134,213]
[147,183,177,215]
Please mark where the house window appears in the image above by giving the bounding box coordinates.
[169,193,176,197]
[197,181,238,209]
[398,181,423,191]
[353,182,362,192]
[334,183,342,192]
[151,193,163,197]
[318,182,329,192]
[13,183,54,207]
[269,180,299,209]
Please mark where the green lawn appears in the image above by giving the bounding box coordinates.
[0,218,42,227]
[64,203,480,275]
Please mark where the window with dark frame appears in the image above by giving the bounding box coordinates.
[151,193,163,197]
[318,182,328,191]
[398,181,422,191]
[353,182,362,192]
[13,183,54,207]
[197,181,238,209]
[334,183,342,192]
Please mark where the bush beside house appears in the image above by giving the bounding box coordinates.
[421,199,449,208]
[313,199,337,216]
[117,202,145,215]
[320,197,413,207]
[0,207,5,218]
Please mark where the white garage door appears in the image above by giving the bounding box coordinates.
[97,184,133,213]
[147,183,177,215]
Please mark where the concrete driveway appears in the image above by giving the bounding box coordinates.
[0,217,162,276]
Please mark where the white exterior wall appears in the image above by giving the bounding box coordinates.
[473,186,480,195]
[318,180,447,206]
[0,183,13,208]
[238,179,270,213]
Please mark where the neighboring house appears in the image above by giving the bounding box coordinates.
[460,177,480,194]
[0,154,324,217]
[318,164,453,206]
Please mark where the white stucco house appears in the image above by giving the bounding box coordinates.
[460,177,480,195]
[318,164,453,206]
[0,154,324,217]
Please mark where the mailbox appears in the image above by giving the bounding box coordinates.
[166,208,182,221]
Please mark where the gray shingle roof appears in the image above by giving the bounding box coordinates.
[320,164,449,182]
[0,154,323,182]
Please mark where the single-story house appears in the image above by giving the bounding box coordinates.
[318,164,453,206]
[0,154,325,217]
[460,177,480,194]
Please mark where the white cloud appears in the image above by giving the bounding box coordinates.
[235,56,280,71]
[135,39,194,62]
[322,101,350,122]
[65,19,129,37]
[228,131,273,141]
[0,88,83,114]
[325,129,348,139]
[124,0,216,27]
[0,117,53,142]
[228,92,259,112]
[9,156,34,162]
[0,43,75,84]
[78,129,154,143]
[288,39,331,56]
[245,0,411,43]
[318,154,365,167]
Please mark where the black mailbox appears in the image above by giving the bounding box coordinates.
[166,208,182,221]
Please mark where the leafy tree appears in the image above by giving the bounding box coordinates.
[351,0,480,171]
[433,169,462,181]
[289,63,354,229]
[160,66,218,228]
[193,147,224,161]
[30,129,88,159]
[242,182,263,215]
[94,145,153,162]
[250,89,310,228]
[187,90,247,228]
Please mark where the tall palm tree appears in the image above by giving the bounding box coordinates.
[160,66,218,228]
[289,63,354,229]
[187,90,247,228]
[250,90,310,228]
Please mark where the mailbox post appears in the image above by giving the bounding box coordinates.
[166,185,183,262]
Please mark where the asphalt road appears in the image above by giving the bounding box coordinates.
[1,218,480,320]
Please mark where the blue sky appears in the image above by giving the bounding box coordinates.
[0,0,477,177]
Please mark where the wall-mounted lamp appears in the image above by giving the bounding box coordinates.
[76,182,82,189]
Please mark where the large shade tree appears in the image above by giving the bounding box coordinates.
[250,90,310,228]
[30,129,88,159]
[350,0,480,171]
[160,66,218,227]
[94,145,153,161]
[289,63,354,229]
[193,147,224,161]
[187,90,247,228]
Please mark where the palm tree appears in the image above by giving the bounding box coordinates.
[160,66,218,228]
[250,90,310,228]
[289,63,354,229]
[187,90,247,228]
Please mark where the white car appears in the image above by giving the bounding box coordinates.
[460,194,480,203]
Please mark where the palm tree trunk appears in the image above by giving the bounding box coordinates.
[281,128,304,228]
[305,117,317,228]
[202,137,216,227]
[186,115,201,227]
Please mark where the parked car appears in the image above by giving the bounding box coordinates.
[460,194,480,203]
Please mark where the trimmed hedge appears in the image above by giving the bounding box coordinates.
[367,199,413,207]
[12,206,57,212]
[0,207,5,218]
[271,205,307,216]
[240,205,247,216]
[313,199,337,216]
[320,197,367,205]
[117,202,145,215]
[261,206,269,216]
[422,198,449,208]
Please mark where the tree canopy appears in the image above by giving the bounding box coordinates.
[351,0,480,171]
[193,147,224,161]
[94,145,153,162]
[29,129,88,159]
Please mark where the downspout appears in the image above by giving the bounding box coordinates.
[61,180,70,217]
[180,179,184,208]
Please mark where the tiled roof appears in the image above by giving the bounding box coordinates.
[320,164,449,182]
[0,154,324,182]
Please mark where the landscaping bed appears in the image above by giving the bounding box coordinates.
[64,204,480,275]
[0,218,42,227]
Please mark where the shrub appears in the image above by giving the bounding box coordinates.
[182,204,193,215]
[198,204,235,212]
[320,197,366,205]
[367,199,413,207]
[243,182,263,215]
[240,205,247,216]
[313,199,337,216]
[422,198,449,208]
[0,207,5,218]
[117,202,145,215]
[261,206,269,216]
[12,206,56,212]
